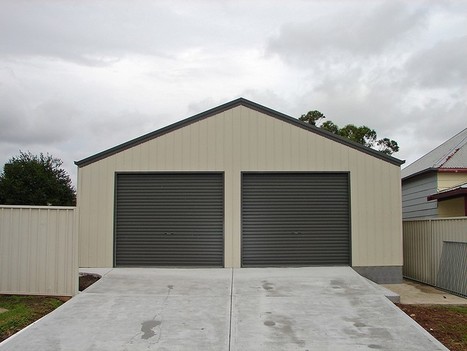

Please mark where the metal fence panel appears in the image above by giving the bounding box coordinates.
[0,206,78,296]
[437,242,467,297]
[403,217,467,297]
[403,220,433,284]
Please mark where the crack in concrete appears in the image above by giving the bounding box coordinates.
[126,284,173,347]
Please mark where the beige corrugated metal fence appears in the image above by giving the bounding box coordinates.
[0,206,78,296]
[403,217,467,296]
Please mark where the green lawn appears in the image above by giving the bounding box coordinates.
[0,295,63,342]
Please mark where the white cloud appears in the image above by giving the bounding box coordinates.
[406,35,467,87]
[0,0,466,183]
[266,1,429,65]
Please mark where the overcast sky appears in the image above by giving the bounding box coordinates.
[1,0,466,186]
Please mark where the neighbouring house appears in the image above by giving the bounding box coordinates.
[75,98,404,283]
[402,128,467,219]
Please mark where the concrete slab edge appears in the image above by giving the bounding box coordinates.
[379,296,449,350]
[362,276,401,303]
[79,267,113,277]
[353,271,447,350]
[0,293,79,348]
[351,269,401,303]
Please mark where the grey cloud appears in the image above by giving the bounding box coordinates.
[266,1,429,66]
[0,2,224,66]
[296,67,401,128]
[404,98,467,141]
[33,101,80,141]
[0,96,82,183]
[187,98,218,116]
[0,98,80,144]
[0,102,29,142]
[0,1,327,67]
[0,0,465,186]
[240,89,294,114]
[291,59,466,163]
[77,110,160,156]
[406,35,467,87]
[397,97,467,165]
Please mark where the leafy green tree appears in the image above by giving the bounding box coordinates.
[299,110,399,155]
[320,120,339,134]
[338,124,377,148]
[299,110,325,126]
[376,138,400,155]
[0,151,76,206]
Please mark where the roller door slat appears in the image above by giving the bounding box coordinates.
[115,173,224,267]
[242,173,350,267]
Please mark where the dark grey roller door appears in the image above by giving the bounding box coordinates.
[242,173,350,267]
[115,173,224,267]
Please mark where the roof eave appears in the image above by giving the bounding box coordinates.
[75,98,247,167]
[75,97,405,168]
[243,99,405,167]
[402,168,438,182]
[427,188,467,201]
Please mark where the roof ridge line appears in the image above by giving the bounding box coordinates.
[434,133,467,168]
[403,128,467,171]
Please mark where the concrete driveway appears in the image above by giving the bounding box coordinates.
[0,267,447,350]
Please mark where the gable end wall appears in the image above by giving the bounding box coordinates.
[77,105,403,268]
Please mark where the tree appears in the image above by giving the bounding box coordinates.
[299,110,399,155]
[299,110,325,126]
[320,120,339,134]
[376,138,400,155]
[0,151,76,206]
[337,124,377,148]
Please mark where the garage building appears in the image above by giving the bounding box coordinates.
[76,98,404,283]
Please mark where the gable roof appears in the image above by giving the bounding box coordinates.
[75,97,404,168]
[402,128,467,180]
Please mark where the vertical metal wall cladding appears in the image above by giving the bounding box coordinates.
[242,173,350,267]
[115,173,224,267]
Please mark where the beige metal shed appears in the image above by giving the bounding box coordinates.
[76,98,404,283]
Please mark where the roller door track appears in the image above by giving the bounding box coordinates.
[242,173,350,267]
[115,173,224,267]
